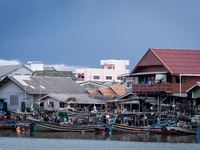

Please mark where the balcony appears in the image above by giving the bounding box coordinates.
[132,83,173,93]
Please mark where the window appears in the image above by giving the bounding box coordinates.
[126,81,133,88]
[60,102,65,108]
[15,73,21,75]
[50,101,54,108]
[182,77,187,83]
[172,76,187,83]
[10,95,18,105]
[93,76,100,79]
[117,77,123,80]
[106,76,112,80]
[25,74,31,76]
[107,66,112,69]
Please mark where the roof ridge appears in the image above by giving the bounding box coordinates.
[149,48,200,51]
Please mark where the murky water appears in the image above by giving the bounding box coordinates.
[0,129,200,150]
[0,129,200,143]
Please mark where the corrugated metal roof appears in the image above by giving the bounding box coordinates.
[4,76,87,95]
[42,94,101,104]
[33,70,78,81]
[0,65,26,77]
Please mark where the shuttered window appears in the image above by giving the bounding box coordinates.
[10,95,19,105]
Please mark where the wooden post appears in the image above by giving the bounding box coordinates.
[133,117,135,126]
[143,115,145,126]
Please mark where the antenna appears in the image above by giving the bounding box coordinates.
[111,49,115,59]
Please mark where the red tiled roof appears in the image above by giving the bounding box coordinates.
[130,48,200,75]
[87,90,102,95]
[98,88,117,96]
[109,85,125,96]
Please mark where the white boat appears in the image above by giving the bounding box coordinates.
[166,126,197,135]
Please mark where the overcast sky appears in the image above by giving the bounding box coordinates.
[0,0,200,72]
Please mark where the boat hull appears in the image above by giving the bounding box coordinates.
[96,123,149,134]
[29,119,95,132]
[166,126,197,135]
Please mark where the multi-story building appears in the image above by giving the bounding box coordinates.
[75,59,129,83]
[126,48,200,97]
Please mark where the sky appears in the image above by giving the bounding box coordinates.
[0,0,200,72]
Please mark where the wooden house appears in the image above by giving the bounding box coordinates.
[127,48,200,97]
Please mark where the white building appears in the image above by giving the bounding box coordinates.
[0,65,33,81]
[75,59,129,83]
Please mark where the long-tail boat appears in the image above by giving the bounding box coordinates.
[29,117,95,132]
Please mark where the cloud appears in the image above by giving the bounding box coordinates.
[0,59,83,72]
[45,64,83,72]
[0,59,20,66]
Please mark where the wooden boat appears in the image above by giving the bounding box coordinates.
[95,123,149,134]
[147,121,179,134]
[166,126,197,135]
[29,118,95,132]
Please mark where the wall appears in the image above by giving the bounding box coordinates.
[193,87,200,98]
[28,62,43,71]
[125,77,134,94]
[76,68,129,82]
[43,97,60,109]
[139,66,167,72]
[9,66,33,76]
[172,76,200,94]
[100,59,129,70]
[0,81,34,111]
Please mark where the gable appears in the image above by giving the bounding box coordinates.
[130,49,164,74]
[138,50,163,67]
[10,66,33,76]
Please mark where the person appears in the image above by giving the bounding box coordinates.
[158,79,162,84]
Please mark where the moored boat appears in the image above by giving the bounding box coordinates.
[29,118,95,132]
[95,123,149,134]
[166,126,197,135]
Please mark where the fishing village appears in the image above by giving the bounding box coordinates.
[0,48,200,137]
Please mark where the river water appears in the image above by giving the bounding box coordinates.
[0,129,200,150]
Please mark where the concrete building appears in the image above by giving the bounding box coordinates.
[75,59,129,83]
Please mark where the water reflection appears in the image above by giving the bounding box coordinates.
[0,129,200,143]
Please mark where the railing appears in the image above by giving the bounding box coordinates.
[132,83,173,93]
